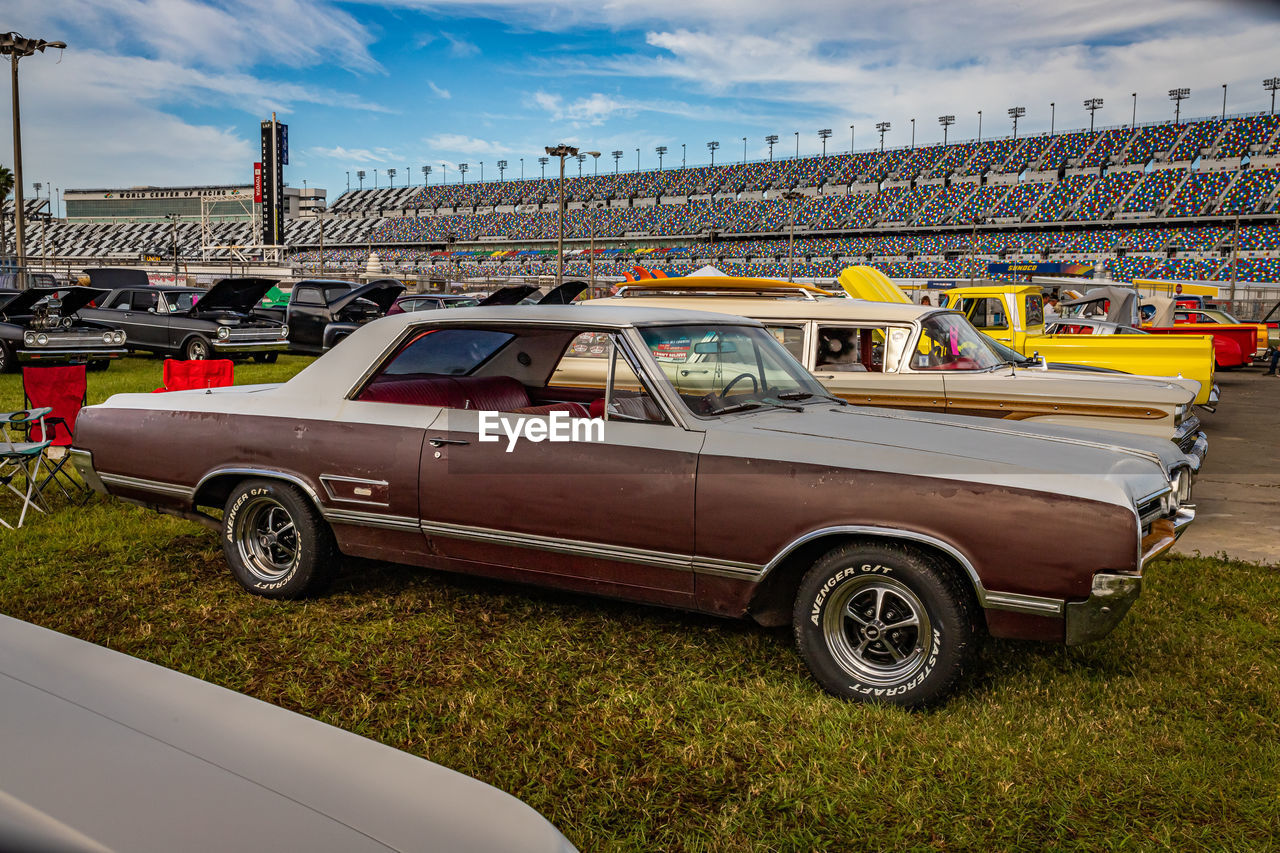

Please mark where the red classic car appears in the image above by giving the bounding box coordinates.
[71,305,1195,707]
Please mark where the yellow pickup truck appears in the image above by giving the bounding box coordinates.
[937,284,1217,405]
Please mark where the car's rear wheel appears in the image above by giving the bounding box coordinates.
[184,336,211,361]
[222,479,336,599]
[793,542,979,708]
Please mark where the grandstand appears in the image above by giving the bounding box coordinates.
[6,108,1280,285]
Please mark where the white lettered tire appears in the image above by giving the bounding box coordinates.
[793,542,979,708]
[222,479,337,599]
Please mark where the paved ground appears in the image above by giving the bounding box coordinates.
[1174,366,1280,565]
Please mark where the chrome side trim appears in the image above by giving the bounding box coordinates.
[98,472,194,499]
[757,524,1066,616]
[692,556,765,580]
[325,508,420,532]
[319,474,391,506]
[68,449,107,495]
[193,467,324,507]
[420,520,695,572]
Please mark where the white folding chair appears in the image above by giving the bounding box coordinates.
[0,407,53,529]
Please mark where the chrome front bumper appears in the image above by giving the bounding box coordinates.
[211,340,289,353]
[69,448,108,495]
[1064,505,1194,645]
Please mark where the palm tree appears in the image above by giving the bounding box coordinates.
[0,165,12,261]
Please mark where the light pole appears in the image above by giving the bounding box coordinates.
[742,136,747,164]
[479,161,484,181]
[765,134,779,161]
[681,143,686,168]
[1,31,67,284]
[346,171,350,191]
[635,148,640,171]
[458,163,468,184]
[422,165,431,187]
[849,124,855,154]
[575,153,585,177]
[538,157,548,180]
[520,158,524,180]
[441,162,447,184]
[656,145,667,170]
[387,167,397,188]
[1050,102,1055,136]
[938,115,955,147]
[1221,83,1227,120]
[1131,92,1137,129]
[1266,78,1280,115]
[590,150,600,176]
[706,140,719,167]
[1084,97,1103,133]
[1008,106,1026,139]
[876,121,890,152]
[781,191,805,282]
[909,119,915,150]
[611,150,622,174]
[794,131,799,160]
[818,128,832,158]
[357,169,365,190]
[977,110,982,143]
[545,143,578,287]
[497,160,507,181]
[1169,87,1190,123]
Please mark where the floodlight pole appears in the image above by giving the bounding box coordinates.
[546,144,578,288]
[938,115,955,147]
[1084,97,1103,133]
[1266,78,1280,115]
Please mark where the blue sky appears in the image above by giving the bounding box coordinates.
[5,0,1280,207]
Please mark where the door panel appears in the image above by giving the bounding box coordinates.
[419,408,702,598]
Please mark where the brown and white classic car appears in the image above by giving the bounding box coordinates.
[72,305,1196,707]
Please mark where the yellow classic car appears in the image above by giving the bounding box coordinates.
[936,283,1217,405]
[583,278,1207,466]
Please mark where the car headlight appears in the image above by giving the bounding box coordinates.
[114,331,126,344]
[36,333,49,346]
[101,331,113,344]
[217,326,230,340]
[24,331,36,346]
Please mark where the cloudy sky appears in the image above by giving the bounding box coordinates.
[5,0,1280,206]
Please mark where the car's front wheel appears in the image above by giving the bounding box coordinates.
[184,336,211,361]
[0,342,13,374]
[221,479,336,599]
[793,542,979,708]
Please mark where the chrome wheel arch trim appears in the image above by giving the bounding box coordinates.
[759,524,1065,617]
[193,467,325,508]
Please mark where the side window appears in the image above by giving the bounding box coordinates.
[293,287,322,306]
[960,297,1008,330]
[1024,295,1044,326]
[379,329,512,377]
[132,290,159,312]
[816,326,886,372]
[106,291,131,310]
[550,332,666,422]
[765,325,806,361]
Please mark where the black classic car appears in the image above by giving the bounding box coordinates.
[256,278,404,354]
[0,287,128,373]
[79,270,289,361]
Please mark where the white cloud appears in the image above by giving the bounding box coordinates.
[423,134,513,155]
[428,80,452,99]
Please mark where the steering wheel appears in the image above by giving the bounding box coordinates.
[721,372,758,397]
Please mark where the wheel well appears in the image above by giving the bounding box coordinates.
[746,533,984,628]
[193,472,320,514]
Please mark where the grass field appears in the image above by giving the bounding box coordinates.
[3,357,1279,850]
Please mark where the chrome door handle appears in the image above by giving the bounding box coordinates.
[429,437,469,447]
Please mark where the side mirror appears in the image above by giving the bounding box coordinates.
[1031,351,1048,370]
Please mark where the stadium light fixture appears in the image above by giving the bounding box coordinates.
[1049,102,1055,137]
[458,163,468,184]
[1,31,67,285]
[497,160,507,181]
[1265,78,1280,115]
[909,119,915,150]
[1131,93,1137,129]
[655,145,668,170]
[977,110,982,143]
[818,128,832,158]
[765,134,779,161]
[422,165,431,187]
[707,140,719,168]
[356,169,365,190]
[538,156,548,180]
[742,137,747,165]
[875,121,891,152]
[1007,106,1026,139]
[781,190,806,282]
[441,162,447,184]
[849,125,854,154]
[575,153,586,177]
[587,150,600,177]
[545,144,578,288]
[1083,97,1103,133]
[520,158,524,180]
[479,161,484,182]
[938,115,955,147]
[1168,88,1190,123]
[794,131,799,160]
[1221,83,1227,120]
[610,150,622,175]
[681,143,686,168]
[635,147,640,172]
[387,168,396,188]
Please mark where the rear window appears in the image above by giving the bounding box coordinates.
[381,329,513,376]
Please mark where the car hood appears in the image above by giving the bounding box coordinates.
[968,366,1197,406]
[329,280,406,314]
[0,287,108,318]
[719,405,1186,508]
[192,278,280,315]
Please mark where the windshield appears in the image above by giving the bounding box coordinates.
[910,312,1004,371]
[637,324,830,416]
[163,291,198,312]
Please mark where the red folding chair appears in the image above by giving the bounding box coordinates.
[153,359,235,392]
[22,364,89,501]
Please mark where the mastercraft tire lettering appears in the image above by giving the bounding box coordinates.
[793,542,979,708]
[221,479,337,599]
